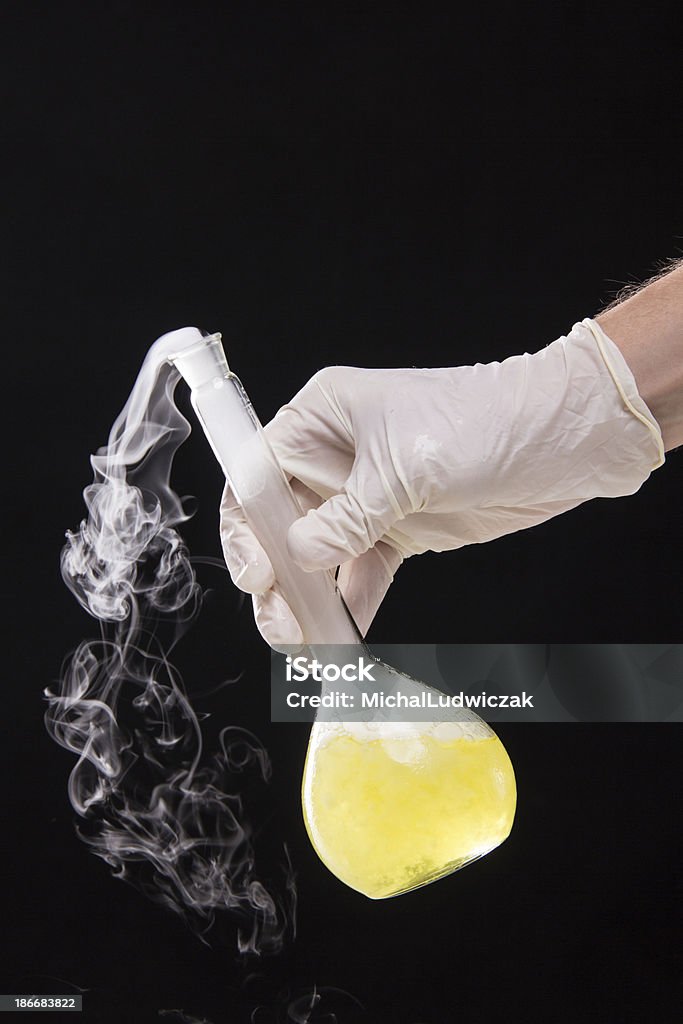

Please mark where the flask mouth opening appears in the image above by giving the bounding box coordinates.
[160,328,230,390]
[168,331,223,361]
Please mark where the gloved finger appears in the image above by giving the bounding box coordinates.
[252,586,304,653]
[286,461,405,572]
[289,476,323,516]
[263,376,355,499]
[219,482,275,594]
[220,474,325,584]
[252,542,402,646]
[337,541,403,636]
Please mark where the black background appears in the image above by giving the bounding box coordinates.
[4,2,682,1022]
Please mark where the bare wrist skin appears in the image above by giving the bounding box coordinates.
[596,259,683,452]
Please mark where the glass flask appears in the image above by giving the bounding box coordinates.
[164,327,517,898]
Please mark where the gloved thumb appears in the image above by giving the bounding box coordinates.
[286,472,403,572]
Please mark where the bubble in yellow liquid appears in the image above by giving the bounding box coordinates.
[302,720,516,898]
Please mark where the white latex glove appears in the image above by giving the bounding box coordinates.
[220,318,664,647]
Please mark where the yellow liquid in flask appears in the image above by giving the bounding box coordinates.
[302,722,516,898]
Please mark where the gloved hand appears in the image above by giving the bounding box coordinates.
[220,318,664,647]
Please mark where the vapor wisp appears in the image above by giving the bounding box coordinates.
[46,346,295,954]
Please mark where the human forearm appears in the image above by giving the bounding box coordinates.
[596,259,683,451]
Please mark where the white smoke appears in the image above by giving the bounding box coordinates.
[45,347,294,954]
[158,985,368,1023]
